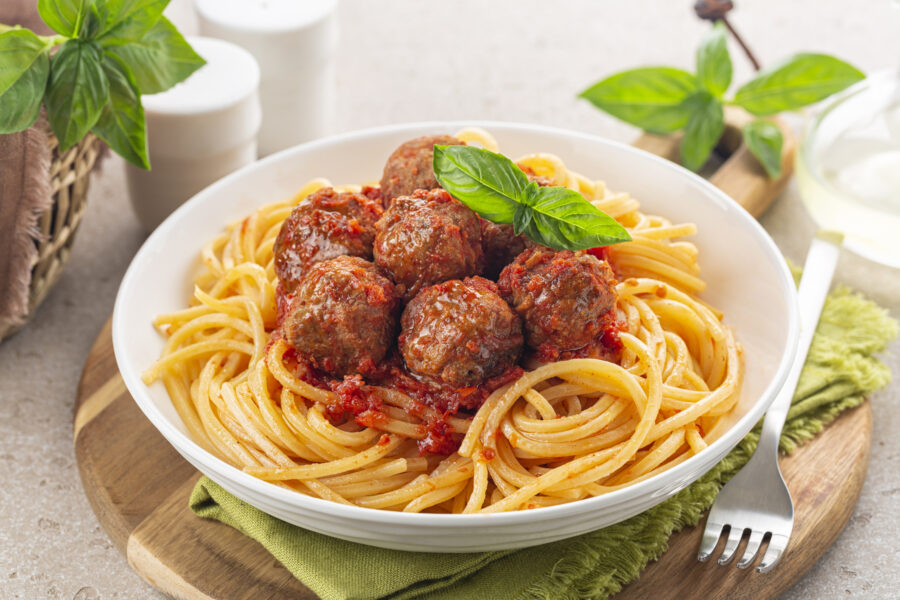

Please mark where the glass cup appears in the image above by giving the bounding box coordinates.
[796,69,900,268]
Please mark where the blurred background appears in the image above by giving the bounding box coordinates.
[1,1,898,598]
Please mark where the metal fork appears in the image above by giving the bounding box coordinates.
[698,230,843,572]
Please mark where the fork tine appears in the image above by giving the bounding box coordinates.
[757,534,789,573]
[736,530,766,569]
[697,522,725,562]
[717,527,745,565]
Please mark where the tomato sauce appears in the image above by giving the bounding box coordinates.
[283,344,524,455]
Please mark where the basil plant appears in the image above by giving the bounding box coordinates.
[0,0,205,169]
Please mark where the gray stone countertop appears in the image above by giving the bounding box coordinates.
[1,1,898,598]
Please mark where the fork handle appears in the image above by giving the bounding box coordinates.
[758,231,843,454]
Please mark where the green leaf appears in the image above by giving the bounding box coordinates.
[433,145,631,251]
[105,16,205,94]
[96,0,169,43]
[696,22,731,98]
[579,67,699,134]
[91,55,148,168]
[734,53,865,116]
[512,202,533,236]
[0,30,51,133]
[45,39,108,151]
[524,184,632,251]
[743,120,783,178]
[680,92,724,171]
[79,5,103,39]
[433,145,524,224]
[38,0,90,37]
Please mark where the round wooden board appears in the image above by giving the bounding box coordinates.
[74,318,872,600]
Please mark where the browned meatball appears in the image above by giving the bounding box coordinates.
[399,277,523,388]
[273,187,383,292]
[498,248,617,353]
[479,219,534,280]
[379,135,463,206]
[374,188,483,301]
[282,256,399,377]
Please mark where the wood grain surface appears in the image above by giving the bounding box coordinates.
[72,117,869,600]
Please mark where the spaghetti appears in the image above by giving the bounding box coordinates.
[143,129,743,513]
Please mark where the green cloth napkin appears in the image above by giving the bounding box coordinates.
[190,286,897,600]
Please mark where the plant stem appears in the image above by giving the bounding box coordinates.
[720,16,761,71]
[42,34,68,47]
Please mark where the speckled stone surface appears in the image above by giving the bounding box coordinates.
[1,1,898,598]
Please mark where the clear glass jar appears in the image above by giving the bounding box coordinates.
[796,70,900,268]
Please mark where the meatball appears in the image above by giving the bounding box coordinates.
[400,277,523,388]
[479,219,534,280]
[498,247,617,353]
[379,135,463,206]
[273,187,383,292]
[282,256,399,377]
[374,188,483,301]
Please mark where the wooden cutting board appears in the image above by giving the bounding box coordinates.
[74,115,873,599]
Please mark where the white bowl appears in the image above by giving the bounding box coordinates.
[113,121,799,552]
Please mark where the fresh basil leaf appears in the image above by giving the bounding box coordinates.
[512,202,534,236]
[734,53,865,116]
[91,55,148,168]
[46,39,108,151]
[433,144,524,224]
[743,120,783,178]
[696,22,731,98]
[0,31,51,133]
[79,4,105,39]
[524,184,631,251]
[679,92,724,172]
[433,145,631,251]
[105,16,204,94]
[96,0,169,44]
[38,0,91,38]
[578,67,699,134]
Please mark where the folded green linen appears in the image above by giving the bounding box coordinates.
[190,286,897,600]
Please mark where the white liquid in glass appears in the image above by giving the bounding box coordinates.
[797,73,900,267]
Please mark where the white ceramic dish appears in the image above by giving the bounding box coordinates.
[113,121,799,552]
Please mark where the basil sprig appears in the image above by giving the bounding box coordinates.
[433,145,631,251]
[0,0,204,169]
[579,22,865,178]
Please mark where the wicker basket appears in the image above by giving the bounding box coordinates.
[0,132,101,341]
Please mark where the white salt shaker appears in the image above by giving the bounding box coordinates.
[194,0,338,157]
[126,36,261,231]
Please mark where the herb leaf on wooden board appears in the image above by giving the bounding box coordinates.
[578,67,699,134]
[91,55,149,169]
[433,145,631,251]
[679,92,724,172]
[742,120,784,178]
[0,30,51,133]
[579,26,864,179]
[696,22,731,98]
[37,0,90,38]
[734,53,865,116]
[104,16,205,94]
[45,39,109,151]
